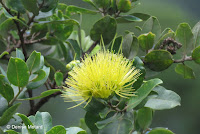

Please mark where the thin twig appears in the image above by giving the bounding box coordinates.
[27,90,35,114]
[82,41,98,58]
[173,56,193,63]
[27,91,62,116]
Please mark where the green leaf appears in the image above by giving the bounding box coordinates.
[192,45,200,64]
[84,98,105,113]
[82,0,98,10]
[192,21,200,48]
[132,57,146,90]
[31,69,46,82]
[138,32,155,52]
[97,113,133,134]
[66,5,97,15]
[117,15,142,23]
[122,34,139,59]
[145,86,181,110]
[45,57,67,74]
[0,18,15,37]
[0,66,7,77]
[6,130,19,134]
[0,103,21,126]
[96,114,120,130]
[99,107,114,119]
[16,49,25,60]
[109,36,123,53]
[136,107,153,130]
[66,127,86,134]
[90,45,101,56]
[154,28,175,49]
[0,75,14,103]
[93,0,111,8]
[26,51,41,74]
[7,58,29,87]
[6,0,26,13]
[38,0,58,12]
[144,50,173,71]
[34,112,53,134]
[27,66,50,89]
[127,78,163,111]
[142,16,161,40]
[46,125,66,134]
[90,16,117,44]
[67,39,81,60]
[85,112,101,134]
[122,33,133,57]
[21,0,39,15]
[131,13,150,21]
[54,72,63,86]
[52,24,73,41]
[0,95,8,116]
[17,113,38,134]
[19,89,61,100]
[39,19,79,26]
[175,64,195,79]
[149,128,174,134]
[175,23,194,55]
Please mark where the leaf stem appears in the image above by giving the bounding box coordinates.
[9,87,23,106]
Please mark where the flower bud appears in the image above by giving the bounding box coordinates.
[93,0,111,9]
[66,64,73,71]
[66,60,81,71]
[117,0,132,13]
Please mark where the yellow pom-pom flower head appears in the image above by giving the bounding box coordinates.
[62,51,141,109]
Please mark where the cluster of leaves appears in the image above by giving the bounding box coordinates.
[0,0,199,134]
[1,110,86,134]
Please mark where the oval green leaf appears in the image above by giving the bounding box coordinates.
[145,86,181,110]
[17,113,37,134]
[27,66,50,89]
[149,128,174,134]
[192,45,200,64]
[46,125,66,134]
[192,21,200,48]
[54,72,63,86]
[117,15,142,23]
[19,89,61,100]
[175,64,195,79]
[144,50,173,71]
[90,16,117,44]
[34,111,53,134]
[7,58,29,87]
[175,23,194,55]
[6,0,26,13]
[127,78,163,111]
[21,0,39,15]
[0,103,21,126]
[0,76,14,103]
[26,51,41,74]
[136,107,153,130]
[142,17,161,40]
[66,127,86,134]
[138,32,155,52]
[66,5,97,15]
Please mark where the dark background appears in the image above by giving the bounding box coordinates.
[16,0,200,134]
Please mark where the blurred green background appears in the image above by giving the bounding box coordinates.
[17,0,200,133]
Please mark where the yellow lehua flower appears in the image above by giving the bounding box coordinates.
[62,51,141,109]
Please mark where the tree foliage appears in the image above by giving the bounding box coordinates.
[0,0,199,134]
